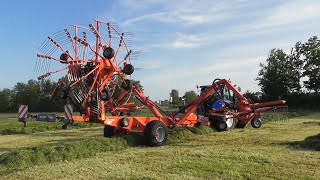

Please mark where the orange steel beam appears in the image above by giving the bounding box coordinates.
[132,85,168,121]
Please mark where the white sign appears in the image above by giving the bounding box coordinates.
[64,104,73,120]
[18,105,28,119]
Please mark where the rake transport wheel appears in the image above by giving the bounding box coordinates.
[62,124,68,130]
[144,120,168,146]
[236,121,246,128]
[104,125,115,137]
[251,118,262,128]
[209,116,226,132]
[215,119,229,132]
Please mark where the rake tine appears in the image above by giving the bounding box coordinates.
[34,57,39,72]
[39,40,51,53]
[43,43,55,55]
[52,29,66,36]
[39,40,49,52]
[75,91,83,102]
[46,46,56,56]
[73,92,81,103]
[46,58,50,72]
[40,58,44,73]
[44,59,48,73]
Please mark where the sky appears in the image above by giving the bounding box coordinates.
[0,0,320,101]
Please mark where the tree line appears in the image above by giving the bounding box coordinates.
[253,36,320,109]
[168,89,198,107]
[0,79,64,112]
[0,79,144,112]
[257,36,320,96]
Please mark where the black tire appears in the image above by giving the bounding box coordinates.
[104,125,115,137]
[216,120,228,132]
[144,120,168,146]
[62,124,68,130]
[103,47,115,59]
[123,64,135,75]
[251,118,262,128]
[60,53,68,63]
[236,122,246,128]
[101,89,110,101]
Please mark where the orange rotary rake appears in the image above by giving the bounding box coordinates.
[35,19,140,121]
[35,19,286,146]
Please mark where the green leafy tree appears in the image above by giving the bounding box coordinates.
[256,49,296,98]
[183,90,198,103]
[170,89,181,106]
[299,36,320,94]
[0,88,13,112]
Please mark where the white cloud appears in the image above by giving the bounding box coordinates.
[238,0,320,32]
[134,58,173,70]
[172,33,209,48]
[121,0,249,27]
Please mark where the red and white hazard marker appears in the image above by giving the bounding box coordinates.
[18,105,28,119]
[64,104,73,120]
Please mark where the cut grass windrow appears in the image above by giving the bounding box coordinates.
[0,122,102,135]
[0,126,213,170]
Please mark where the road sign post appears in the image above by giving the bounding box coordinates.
[18,105,28,127]
[63,104,73,129]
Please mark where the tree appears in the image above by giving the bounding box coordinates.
[0,88,13,112]
[183,90,197,104]
[256,49,300,98]
[299,36,320,94]
[288,41,305,92]
[170,89,181,106]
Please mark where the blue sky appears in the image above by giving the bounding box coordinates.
[1,0,320,100]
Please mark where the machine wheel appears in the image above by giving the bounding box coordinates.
[104,125,115,137]
[215,120,228,132]
[103,47,115,59]
[144,120,168,146]
[101,89,110,101]
[123,64,135,75]
[236,123,246,128]
[251,118,262,128]
[61,124,68,130]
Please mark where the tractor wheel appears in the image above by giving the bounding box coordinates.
[236,122,246,128]
[251,118,262,128]
[61,124,68,130]
[144,120,168,146]
[216,120,228,132]
[104,125,115,137]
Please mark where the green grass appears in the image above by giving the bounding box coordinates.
[0,119,102,135]
[0,111,319,179]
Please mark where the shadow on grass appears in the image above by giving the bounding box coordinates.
[281,133,320,151]
[302,121,320,126]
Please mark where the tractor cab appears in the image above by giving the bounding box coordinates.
[198,84,239,115]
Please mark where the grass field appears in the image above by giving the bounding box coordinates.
[0,111,319,179]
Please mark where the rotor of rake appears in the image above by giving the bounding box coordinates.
[35,20,140,118]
